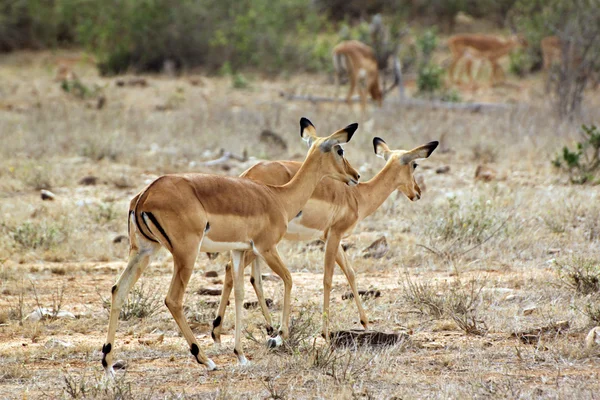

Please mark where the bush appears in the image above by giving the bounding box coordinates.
[555,258,600,295]
[552,124,600,184]
[74,0,328,75]
[0,0,79,52]
[417,63,444,93]
[9,221,68,251]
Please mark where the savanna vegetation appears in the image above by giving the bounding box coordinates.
[1,0,600,398]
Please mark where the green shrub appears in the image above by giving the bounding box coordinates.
[417,63,444,94]
[10,221,68,251]
[0,0,79,52]
[508,49,531,77]
[75,0,328,75]
[552,124,600,184]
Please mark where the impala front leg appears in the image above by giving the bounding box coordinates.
[336,245,368,330]
[322,233,342,340]
[260,248,292,348]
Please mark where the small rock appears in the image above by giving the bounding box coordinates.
[188,77,204,86]
[547,248,561,255]
[421,341,445,349]
[45,338,74,349]
[475,165,497,182]
[523,306,537,316]
[79,176,99,186]
[96,95,106,110]
[504,294,517,301]
[197,287,222,296]
[113,235,128,244]
[585,326,600,349]
[244,298,274,309]
[204,270,219,278]
[262,274,281,282]
[40,189,55,201]
[112,360,127,370]
[115,78,147,87]
[342,290,381,300]
[362,236,389,259]
[259,129,288,151]
[341,242,354,251]
[25,308,76,322]
[138,334,164,346]
[435,165,450,174]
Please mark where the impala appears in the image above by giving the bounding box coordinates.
[333,40,385,111]
[212,137,438,342]
[447,34,527,84]
[101,118,360,375]
[541,35,598,90]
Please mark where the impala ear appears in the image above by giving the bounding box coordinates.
[300,117,317,146]
[320,123,358,152]
[399,141,439,164]
[373,137,392,160]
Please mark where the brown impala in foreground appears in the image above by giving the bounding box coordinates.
[101,118,361,374]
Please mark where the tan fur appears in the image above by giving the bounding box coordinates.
[447,34,527,84]
[540,35,598,90]
[333,40,383,110]
[212,139,438,341]
[101,119,360,374]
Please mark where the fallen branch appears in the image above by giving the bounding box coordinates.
[329,329,409,349]
[201,149,248,167]
[281,92,512,112]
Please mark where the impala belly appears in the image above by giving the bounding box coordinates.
[285,220,323,241]
[200,237,252,252]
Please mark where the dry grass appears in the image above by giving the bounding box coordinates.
[0,49,600,398]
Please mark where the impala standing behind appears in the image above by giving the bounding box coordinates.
[447,34,527,85]
[212,137,438,341]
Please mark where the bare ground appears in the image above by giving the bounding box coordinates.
[1,50,600,399]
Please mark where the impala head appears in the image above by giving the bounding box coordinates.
[373,137,439,201]
[300,117,360,186]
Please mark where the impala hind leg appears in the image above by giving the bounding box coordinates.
[102,244,156,377]
[211,259,233,344]
[231,250,249,365]
[259,248,292,348]
[166,238,216,370]
[249,257,275,336]
[336,245,368,330]
[212,252,262,343]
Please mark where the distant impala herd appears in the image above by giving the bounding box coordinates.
[100,28,587,376]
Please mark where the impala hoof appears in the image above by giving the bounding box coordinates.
[206,358,218,371]
[267,335,283,348]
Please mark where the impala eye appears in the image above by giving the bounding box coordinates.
[337,148,344,156]
[413,163,418,169]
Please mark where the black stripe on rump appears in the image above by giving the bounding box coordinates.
[143,211,173,248]
[135,211,158,243]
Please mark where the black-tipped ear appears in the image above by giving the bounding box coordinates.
[299,117,315,136]
[372,137,386,154]
[343,123,358,142]
[424,141,439,158]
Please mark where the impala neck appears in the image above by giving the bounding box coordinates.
[269,150,329,221]
[356,161,401,218]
